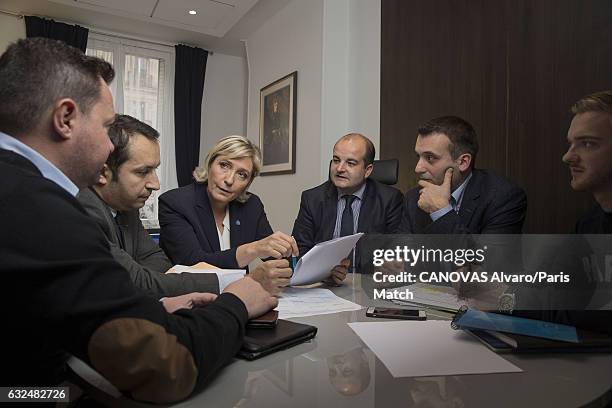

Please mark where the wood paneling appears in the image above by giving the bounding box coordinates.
[381,0,612,232]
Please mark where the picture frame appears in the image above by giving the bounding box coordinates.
[259,71,297,175]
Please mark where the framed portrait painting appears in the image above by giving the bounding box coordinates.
[259,71,297,175]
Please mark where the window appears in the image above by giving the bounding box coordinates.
[86,34,177,229]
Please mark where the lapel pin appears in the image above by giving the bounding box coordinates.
[236,219,241,226]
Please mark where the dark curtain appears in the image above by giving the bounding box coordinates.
[174,44,208,187]
[25,16,88,52]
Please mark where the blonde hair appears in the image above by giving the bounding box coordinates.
[193,135,262,203]
[571,90,612,115]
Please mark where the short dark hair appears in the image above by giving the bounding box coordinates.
[107,114,159,180]
[336,133,376,167]
[0,37,115,136]
[417,116,479,167]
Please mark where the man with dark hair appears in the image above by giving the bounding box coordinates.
[402,115,527,233]
[292,133,404,277]
[0,38,276,403]
[77,114,223,303]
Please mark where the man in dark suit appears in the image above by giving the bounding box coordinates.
[292,133,404,278]
[78,114,221,302]
[0,37,276,402]
[402,116,527,234]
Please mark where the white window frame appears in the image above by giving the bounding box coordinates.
[87,33,178,228]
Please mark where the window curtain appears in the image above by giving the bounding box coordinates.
[174,44,208,187]
[25,16,88,52]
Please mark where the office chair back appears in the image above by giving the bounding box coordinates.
[369,159,399,185]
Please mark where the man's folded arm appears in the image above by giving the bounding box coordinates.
[18,192,247,404]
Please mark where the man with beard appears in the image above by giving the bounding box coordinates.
[402,115,527,234]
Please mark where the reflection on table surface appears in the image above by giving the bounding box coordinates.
[175,274,612,408]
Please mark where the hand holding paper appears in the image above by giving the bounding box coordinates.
[290,233,363,285]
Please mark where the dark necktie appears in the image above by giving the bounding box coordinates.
[114,213,126,249]
[450,195,458,212]
[340,194,357,237]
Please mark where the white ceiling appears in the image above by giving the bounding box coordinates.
[0,0,292,56]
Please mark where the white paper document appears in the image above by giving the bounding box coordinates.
[276,287,363,319]
[348,321,522,377]
[290,233,364,285]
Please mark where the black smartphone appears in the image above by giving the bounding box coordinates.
[246,310,279,329]
[365,307,426,320]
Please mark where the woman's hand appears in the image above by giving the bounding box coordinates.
[237,232,299,266]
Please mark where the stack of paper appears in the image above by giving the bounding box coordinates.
[290,233,363,285]
[276,287,362,319]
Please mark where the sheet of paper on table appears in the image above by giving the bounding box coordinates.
[348,320,522,377]
[290,233,364,286]
[276,287,363,319]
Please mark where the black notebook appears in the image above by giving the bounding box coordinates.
[467,328,612,353]
[238,319,318,360]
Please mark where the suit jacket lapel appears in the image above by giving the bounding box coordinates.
[195,183,221,252]
[115,212,132,253]
[357,180,373,233]
[88,187,122,247]
[415,204,432,233]
[457,170,482,225]
[321,182,338,241]
[229,201,243,248]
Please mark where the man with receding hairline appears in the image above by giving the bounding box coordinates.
[292,133,404,277]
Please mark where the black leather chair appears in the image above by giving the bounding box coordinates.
[328,158,399,185]
[369,159,399,185]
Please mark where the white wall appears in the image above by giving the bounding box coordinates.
[200,52,248,162]
[0,14,26,53]
[348,0,381,151]
[320,0,381,179]
[0,1,383,236]
[245,0,325,233]
[245,0,381,233]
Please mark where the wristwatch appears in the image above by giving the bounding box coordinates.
[498,292,515,314]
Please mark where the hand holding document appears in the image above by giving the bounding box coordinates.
[290,233,364,286]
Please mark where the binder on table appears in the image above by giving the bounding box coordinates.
[451,307,579,343]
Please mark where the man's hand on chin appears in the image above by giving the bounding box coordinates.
[418,168,453,214]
